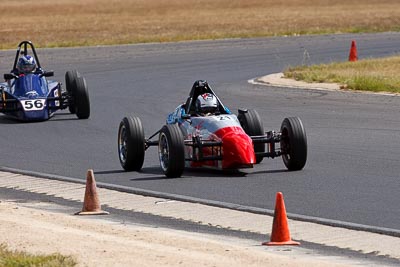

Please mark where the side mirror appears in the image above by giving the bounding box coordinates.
[4,73,17,80]
[42,71,54,77]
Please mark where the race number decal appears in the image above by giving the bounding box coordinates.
[21,99,46,111]
[218,116,232,121]
[211,115,232,121]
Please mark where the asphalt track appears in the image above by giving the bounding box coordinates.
[0,33,399,232]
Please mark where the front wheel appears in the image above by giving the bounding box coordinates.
[158,124,185,178]
[72,76,90,119]
[65,70,80,114]
[118,116,145,171]
[280,117,307,171]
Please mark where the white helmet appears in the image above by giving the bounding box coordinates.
[195,93,218,115]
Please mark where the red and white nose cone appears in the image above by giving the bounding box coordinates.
[215,126,255,169]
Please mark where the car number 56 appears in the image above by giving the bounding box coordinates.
[21,99,46,111]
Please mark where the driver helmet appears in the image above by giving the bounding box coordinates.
[195,93,218,115]
[17,55,36,73]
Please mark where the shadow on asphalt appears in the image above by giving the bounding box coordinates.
[125,167,289,181]
[0,116,30,124]
[0,112,78,123]
[92,166,289,182]
[94,169,126,175]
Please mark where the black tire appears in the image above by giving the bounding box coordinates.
[65,70,80,114]
[158,124,185,178]
[237,109,265,163]
[73,76,90,119]
[118,116,145,171]
[280,117,307,171]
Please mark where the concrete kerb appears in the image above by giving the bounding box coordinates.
[250,72,400,97]
[249,73,341,92]
[1,166,399,238]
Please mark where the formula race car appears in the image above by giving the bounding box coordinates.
[118,80,307,178]
[0,41,90,121]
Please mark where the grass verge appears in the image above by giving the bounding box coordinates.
[0,244,76,267]
[283,56,400,93]
[1,0,400,49]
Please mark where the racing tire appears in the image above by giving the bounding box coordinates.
[158,124,185,178]
[73,76,90,119]
[118,116,145,171]
[237,109,265,163]
[65,70,80,114]
[280,117,307,171]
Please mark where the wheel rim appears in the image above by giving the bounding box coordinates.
[118,124,128,165]
[158,133,169,172]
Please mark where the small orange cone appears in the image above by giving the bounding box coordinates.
[75,169,109,215]
[262,192,300,246]
[348,40,358,62]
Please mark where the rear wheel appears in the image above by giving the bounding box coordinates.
[65,70,80,114]
[280,117,307,171]
[118,116,145,171]
[238,109,265,163]
[158,124,185,178]
[73,76,90,119]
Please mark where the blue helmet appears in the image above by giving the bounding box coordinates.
[17,55,36,73]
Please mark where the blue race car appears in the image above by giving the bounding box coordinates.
[0,41,90,121]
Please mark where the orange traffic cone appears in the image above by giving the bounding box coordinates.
[348,40,358,62]
[75,169,109,215]
[262,192,300,246]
